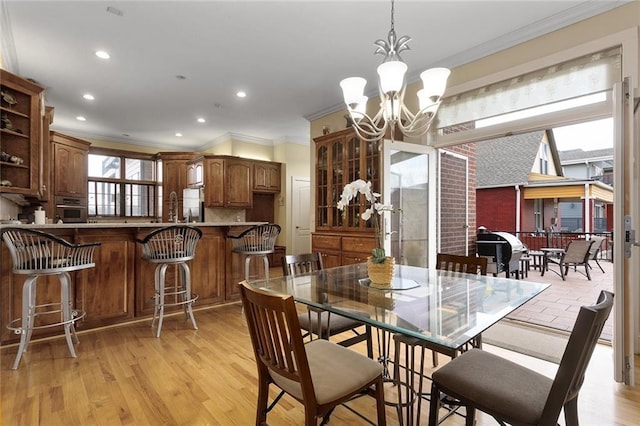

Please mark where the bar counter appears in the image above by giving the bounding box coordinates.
[0,222,266,344]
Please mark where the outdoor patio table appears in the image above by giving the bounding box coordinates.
[541,247,566,276]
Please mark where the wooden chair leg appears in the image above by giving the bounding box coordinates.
[564,397,579,426]
[255,372,269,426]
[465,406,476,426]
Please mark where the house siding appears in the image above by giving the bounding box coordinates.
[477,186,517,231]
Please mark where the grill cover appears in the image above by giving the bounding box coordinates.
[476,231,526,278]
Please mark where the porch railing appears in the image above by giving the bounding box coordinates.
[507,231,613,262]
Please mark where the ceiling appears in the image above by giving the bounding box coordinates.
[1,1,628,151]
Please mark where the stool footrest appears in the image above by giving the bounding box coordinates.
[149,293,199,308]
[7,308,86,333]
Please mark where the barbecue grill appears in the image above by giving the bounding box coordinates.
[476,231,527,278]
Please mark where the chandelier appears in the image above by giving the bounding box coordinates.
[339,0,450,142]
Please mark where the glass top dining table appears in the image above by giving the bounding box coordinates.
[246,263,549,354]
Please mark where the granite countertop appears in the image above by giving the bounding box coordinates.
[0,221,267,230]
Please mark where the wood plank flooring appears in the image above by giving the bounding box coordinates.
[2,302,639,425]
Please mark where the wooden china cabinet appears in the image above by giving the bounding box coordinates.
[311,127,379,267]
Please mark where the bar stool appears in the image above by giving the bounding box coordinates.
[229,224,280,281]
[1,228,100,369]
[137,225,202,337]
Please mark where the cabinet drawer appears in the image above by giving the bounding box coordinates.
[342,236,375,254]
[312,235,341,251]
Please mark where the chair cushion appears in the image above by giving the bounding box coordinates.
[270,339,382,405]
[433,348,553,425]
[298,309,367,336]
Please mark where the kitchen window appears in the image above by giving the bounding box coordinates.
[88,151,157,218]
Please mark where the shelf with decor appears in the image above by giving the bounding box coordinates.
[0,69,44,197]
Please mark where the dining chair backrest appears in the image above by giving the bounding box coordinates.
[562,239,594,264]
[282,253,324,277]
[436,253,488,276]
[540,290,614,424]
[239,281,315,402]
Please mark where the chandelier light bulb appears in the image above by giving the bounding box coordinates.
[377,61,407,95]
[340,77,367,106]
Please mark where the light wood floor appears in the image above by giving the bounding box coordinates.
[1,302,639,425]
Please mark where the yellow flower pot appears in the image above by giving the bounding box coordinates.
[367,256,395,289]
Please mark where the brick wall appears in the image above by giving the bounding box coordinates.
[440,144,477,255]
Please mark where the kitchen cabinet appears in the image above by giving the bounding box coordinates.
[253,161,281,193]
[75,229,135,327]
[0,69,44,198]
[51,132,90,198]
[199,156,252,208]
[157,152,195,222]
[187,158,203,188]
[225,158,253,207]
[41,107,54,216]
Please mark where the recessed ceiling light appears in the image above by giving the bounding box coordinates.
[197,118,206,123]
[76,116,86,121]
[95,50,110,59]
[175,132,183,137]
[236,91,247,98]
[83,94,95,100]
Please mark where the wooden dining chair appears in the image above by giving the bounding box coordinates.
[393,253,488,424]
[428,290,614,426]
[238,281,386,425]
[282,253,373,358]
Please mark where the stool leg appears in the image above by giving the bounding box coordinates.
[13,275,37,369]
[262,255,269,280]
[154,263,168,337]
[244,256,252,281]
[179,262,198,330]
[59,272,78,358]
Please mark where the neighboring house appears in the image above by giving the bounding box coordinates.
[476,130,613,234]
[559,148,614,232]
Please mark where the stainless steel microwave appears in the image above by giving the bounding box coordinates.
[55,196,87,223]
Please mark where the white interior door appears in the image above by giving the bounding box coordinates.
[291,177,311,255]
[381,141,437,268]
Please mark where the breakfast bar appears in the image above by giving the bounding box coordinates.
[0,222,265,344]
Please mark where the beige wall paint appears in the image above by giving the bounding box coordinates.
[273,141,311,253]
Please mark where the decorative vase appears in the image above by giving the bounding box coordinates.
[367,256,395,289]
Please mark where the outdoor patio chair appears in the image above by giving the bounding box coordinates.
[544,239,595,281]
[428,290,614,426]
[282,253,373,358]
[588,236,606,273]
[238,281,386,425]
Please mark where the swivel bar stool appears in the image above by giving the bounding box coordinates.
[1,227,100,369]
[137,225,202,337]
[229,223,280,281]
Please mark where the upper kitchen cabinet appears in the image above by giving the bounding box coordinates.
[253,160,281,193]
[157,152,196,222]
[51,132,90,198]
[186,157,203,188]
[225,158,253,207]
[0,69,45,198]
[198,156,252,208]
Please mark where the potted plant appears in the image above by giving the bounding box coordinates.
[337,179,396,287]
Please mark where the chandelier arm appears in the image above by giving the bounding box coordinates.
[346,110,388,141]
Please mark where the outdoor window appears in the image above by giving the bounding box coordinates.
[88,151,157,218]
